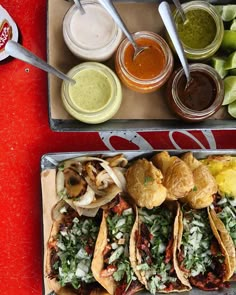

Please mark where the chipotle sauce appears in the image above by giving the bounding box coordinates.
[177,71,217,111]
[166,63,224,122]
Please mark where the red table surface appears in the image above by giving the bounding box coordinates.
[1,1,236,294]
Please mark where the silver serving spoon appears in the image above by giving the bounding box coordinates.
[172,0,187,23]
[158,1,191,89]
[74,0,85,15]
[98,0,148,59]
[5,40,75,84]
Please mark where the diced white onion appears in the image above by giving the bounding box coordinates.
[111,242,118,250]
[158,243,166,254]
[59,206,67,214]
[229,198,236,207]
[115,232,123,240]
[116,218,126,228]
[57,241,66,251]
[122,208,133,216]
[217,198,227,205]
[192,220,205,227]
[75,268,86,278]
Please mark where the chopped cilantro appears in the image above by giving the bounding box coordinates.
[106,209,136,286]
[192,185,198,191]
[144,176,153,185]
[54,217,99,289]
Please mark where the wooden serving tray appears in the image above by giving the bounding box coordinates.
[47,0,234,131]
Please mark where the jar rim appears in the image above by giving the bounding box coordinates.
[117,31,174,85]
[63,0,121,53]
[171,63,224,118]
[173,1,224,59]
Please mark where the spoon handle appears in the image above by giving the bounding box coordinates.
[5,40,75,84]
[74,0,86,15]
[172,0,186,23]
[158,1,190,83]
[98,0,138,50]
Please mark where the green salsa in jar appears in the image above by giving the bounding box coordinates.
[172,1,224,60]
[176,9,216,49]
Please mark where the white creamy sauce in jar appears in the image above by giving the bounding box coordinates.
[63,1,123,61]
[69,5,116,49]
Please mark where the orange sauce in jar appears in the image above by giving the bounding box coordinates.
[124,38,166,80]
[115,31,174,93]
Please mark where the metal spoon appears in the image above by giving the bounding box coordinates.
[74,0,85,15]
[98,0,148,59]
[172,0,187,23]
[5,40,75,84]
[158,1,191,88]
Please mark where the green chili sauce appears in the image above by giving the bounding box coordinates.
[176,9,217,49]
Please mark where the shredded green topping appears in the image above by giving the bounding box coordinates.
[181,209,213,277]
[106,208,137,288]
[192,185,198,192]
[138,207,176,294]
[144,176,154,186]
[58,164,65,171]
[54,217,99,289]
[216,197,236,246]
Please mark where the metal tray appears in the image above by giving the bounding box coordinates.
[41,149,236,294]
[47,0,235,132]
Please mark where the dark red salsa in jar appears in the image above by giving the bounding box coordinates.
[166,64,224,122]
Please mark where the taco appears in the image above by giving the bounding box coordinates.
[91,196,143,295]
[46,204,104,294]
[175,207,231,291]
[130,202,191,293]
[56,154,128,215]
[209,194,236,278]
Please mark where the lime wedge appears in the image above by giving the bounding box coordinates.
[221,31,236,51]
[228,100,236,118]
[223,76,236,105]
[220,5,236,22]
[224,51,236,70]
[230,19,236,31]
[211,57,228,78]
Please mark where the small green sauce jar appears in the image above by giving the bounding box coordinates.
[172,1,224,60]
[61,62,122,124]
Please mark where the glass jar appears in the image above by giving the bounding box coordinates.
[61,62,122,124]
[166,64,224,122]
[172,1,224,60]
[63,0,123,61]
[115,31,174,93]
[0,5,19,61]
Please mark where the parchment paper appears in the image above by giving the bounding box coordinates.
[41,169,58,295]
[47,0,229,121]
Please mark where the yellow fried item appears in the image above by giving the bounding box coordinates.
[201,155,236,198]
[151,151,194,201]
[181,152,217,209]
[126,158,167,208]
